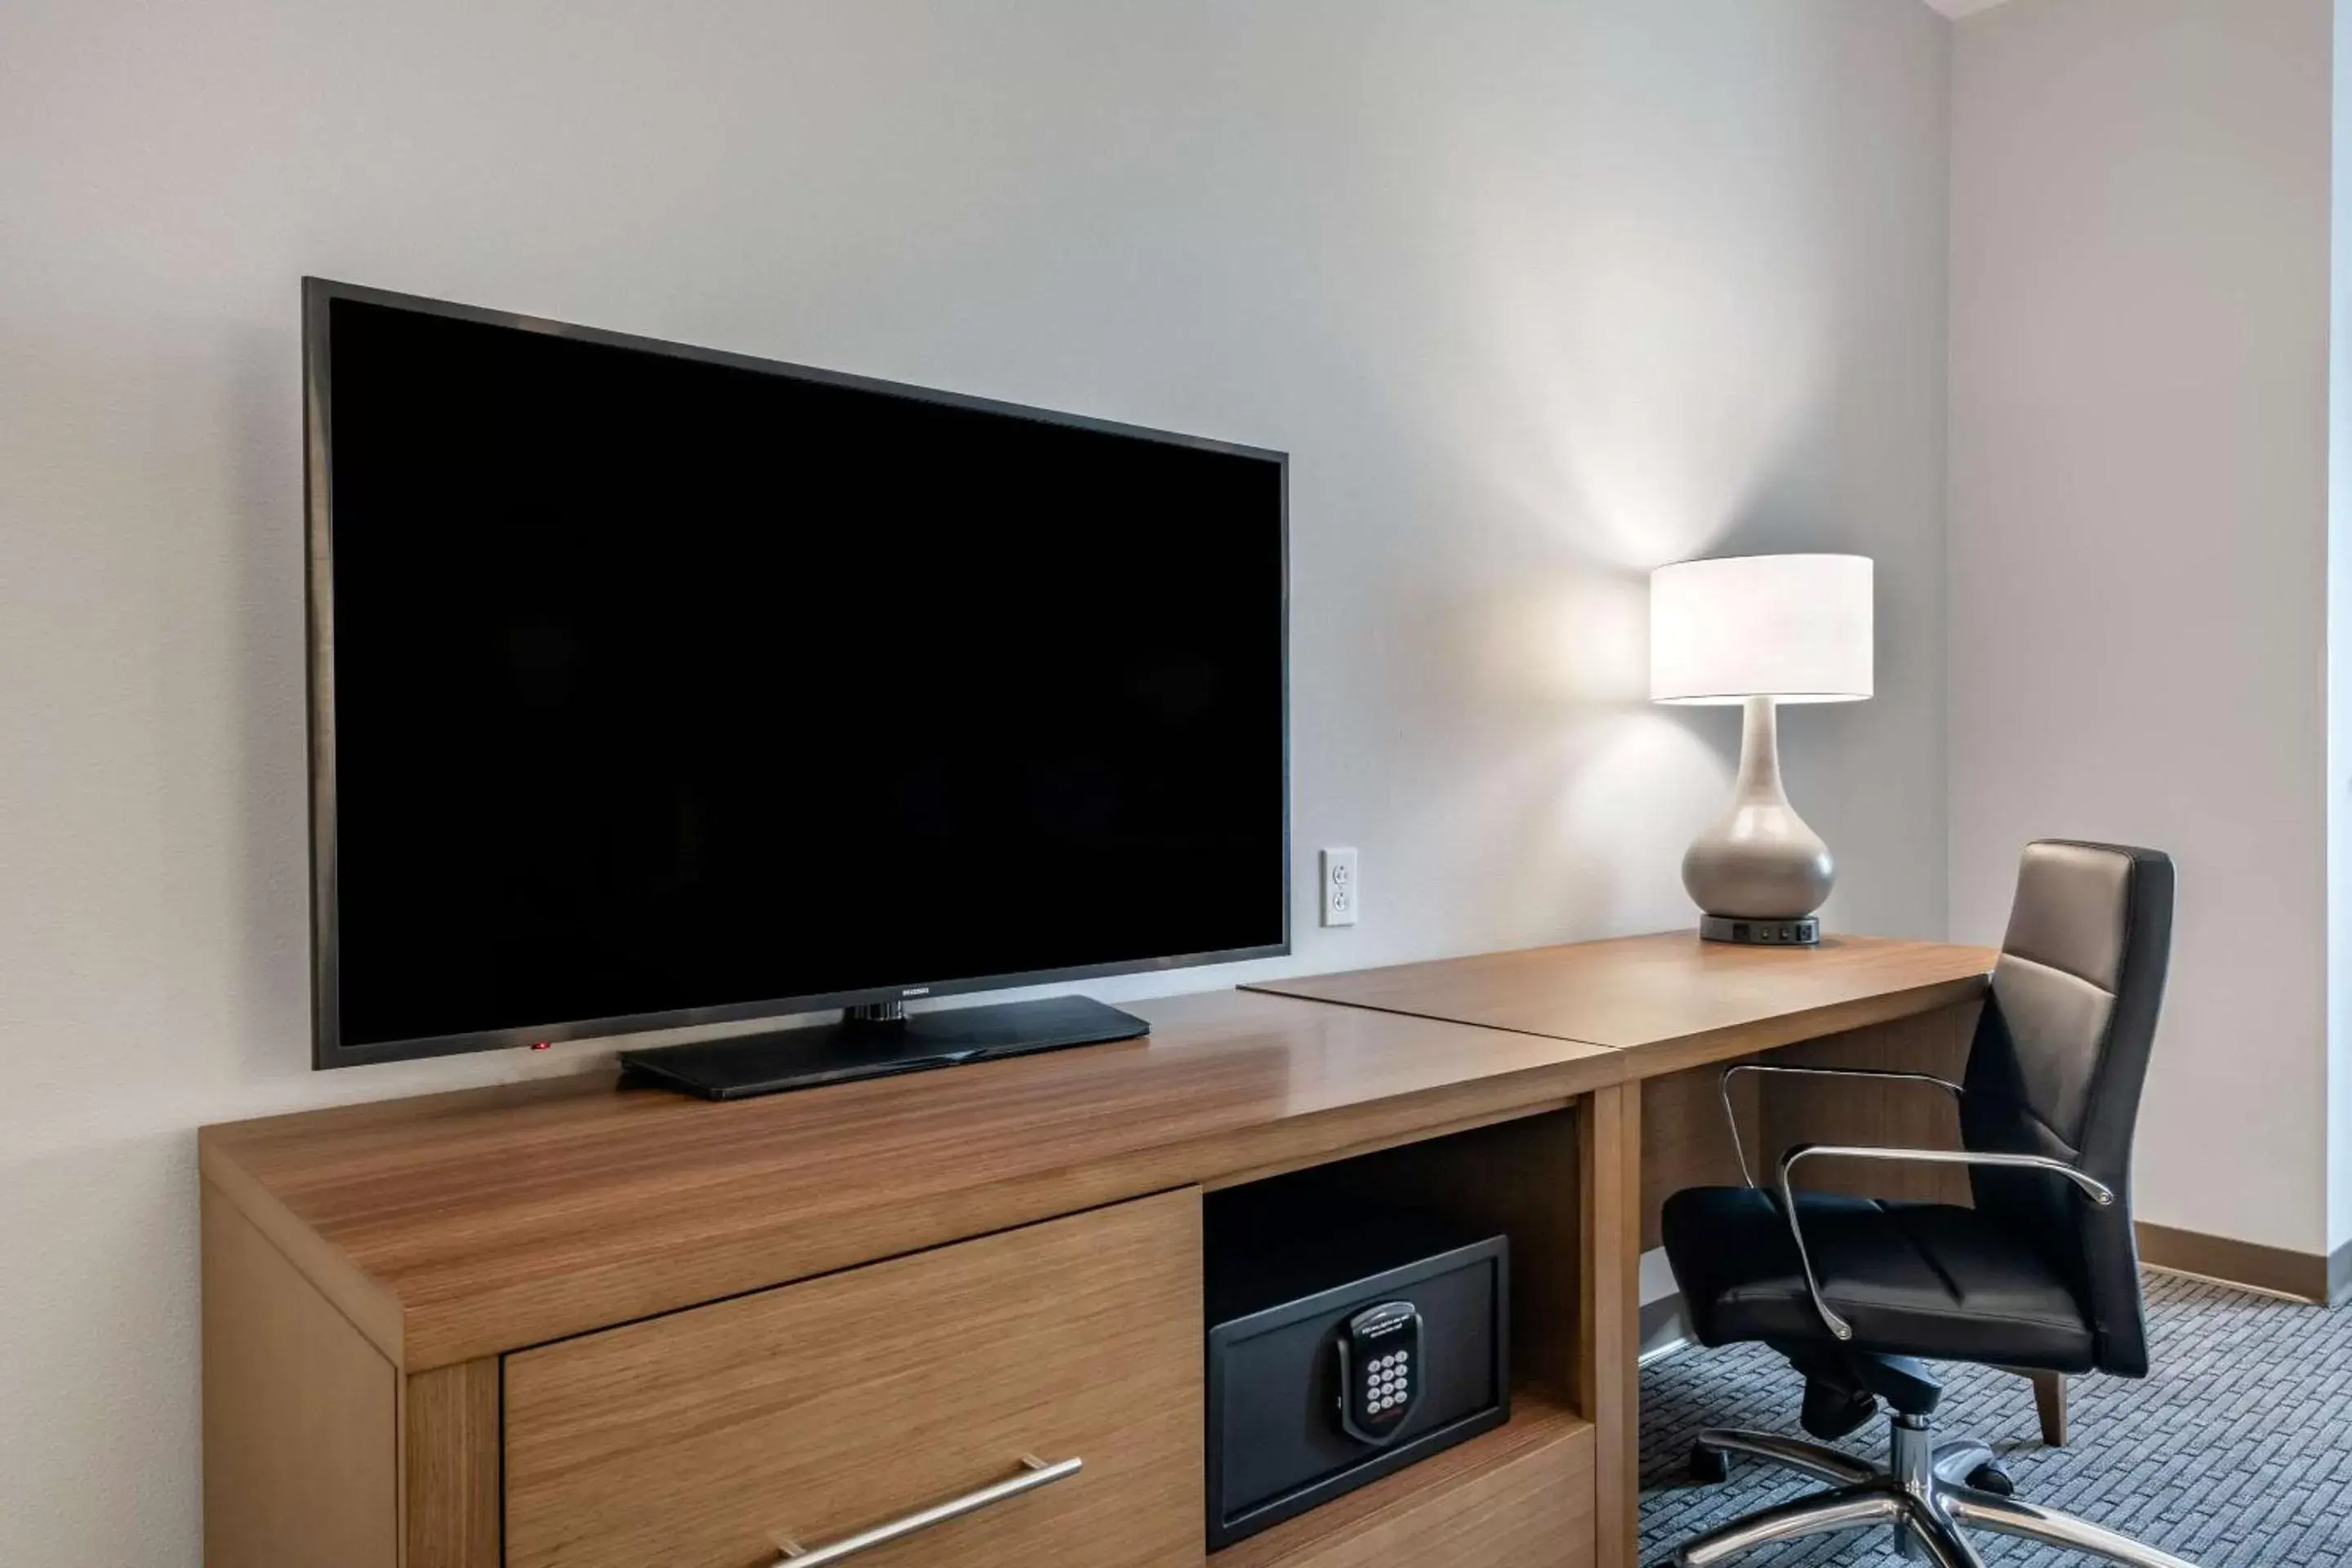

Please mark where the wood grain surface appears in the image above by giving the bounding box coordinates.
[1579,1083,1642,1568]
[1762,1004,1977,1207]
[195,937,2018,1568]
[504,1190,1201,1568]
[202,1183,399,1568]
[403,1359,501,1568]
[202,988,1619,1370]
[1638,1059,1760,1251]
[1217,1395,1593,1568]
[1248,933,1993,1072]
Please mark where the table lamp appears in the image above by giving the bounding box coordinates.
[1649,554,1873,946]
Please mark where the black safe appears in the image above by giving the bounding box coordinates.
[1204,1183,1510,1549]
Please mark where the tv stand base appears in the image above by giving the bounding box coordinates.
[617,994,1148,1100]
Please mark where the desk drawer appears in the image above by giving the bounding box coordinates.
[505,1189,1201,1568]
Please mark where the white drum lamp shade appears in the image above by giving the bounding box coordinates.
[1650,555,1873,706]
[1648,555,1874,942]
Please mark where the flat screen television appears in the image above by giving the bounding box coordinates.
[305,279,1288,1094]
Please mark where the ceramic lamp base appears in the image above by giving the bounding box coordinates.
[1683,696,1837,931]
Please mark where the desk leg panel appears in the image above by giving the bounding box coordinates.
[202,1183,400,1568]
[1762,1004,1976,1206]
[404,1360,501,1568]
[1640,1063,1759,1251]
[1579,1082,1641,1568]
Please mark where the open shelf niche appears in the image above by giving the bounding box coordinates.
[1205,1107,1599,1566]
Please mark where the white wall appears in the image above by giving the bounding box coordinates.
[1949,0,2335,1257]
[0,2,1949,1558]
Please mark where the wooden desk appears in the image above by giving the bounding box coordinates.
[1250,932,1998,1562]
[1250,931,1997,1231]
[200,936,1993,1568]
[1249,933,1992,1071]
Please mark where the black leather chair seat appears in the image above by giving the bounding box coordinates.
[1664,1185,2096,1372]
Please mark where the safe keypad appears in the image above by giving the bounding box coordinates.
[1365,1349,1412,1413]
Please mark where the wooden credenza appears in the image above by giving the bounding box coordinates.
[201,935,1992,1568]
[203,988,1634,1568]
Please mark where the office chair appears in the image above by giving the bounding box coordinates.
[1660,841,2189,1567]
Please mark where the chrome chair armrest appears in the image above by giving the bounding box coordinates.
[1771,1143,2115,1343]
[1716,1064,1966,1187]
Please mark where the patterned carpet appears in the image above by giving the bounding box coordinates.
[1637,1272,2352,1566]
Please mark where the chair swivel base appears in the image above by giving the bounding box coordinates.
[1673,1411,2200,1568]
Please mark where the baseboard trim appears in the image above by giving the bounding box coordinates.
[1639,1294,1690,1361]
[2136,1221,2332,1305]
[2333,1238,2351,1308]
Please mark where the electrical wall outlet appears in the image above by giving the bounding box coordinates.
[1321,847,1360,928]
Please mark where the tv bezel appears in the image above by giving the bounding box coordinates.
[304,277,1291,1071]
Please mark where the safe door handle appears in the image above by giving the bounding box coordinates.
[772,1454,1082,1565]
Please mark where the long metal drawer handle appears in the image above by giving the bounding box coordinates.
[772,1454,1082,1566]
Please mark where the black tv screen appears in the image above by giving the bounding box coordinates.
[306,280,1287,1067]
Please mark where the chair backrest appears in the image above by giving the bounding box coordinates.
[1960,840,2174,1376]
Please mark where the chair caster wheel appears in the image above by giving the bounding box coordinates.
[1966,1463,2015,1497]
[1689,1441,1731,1484]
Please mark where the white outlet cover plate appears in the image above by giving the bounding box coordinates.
[1321,847,1359,928]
